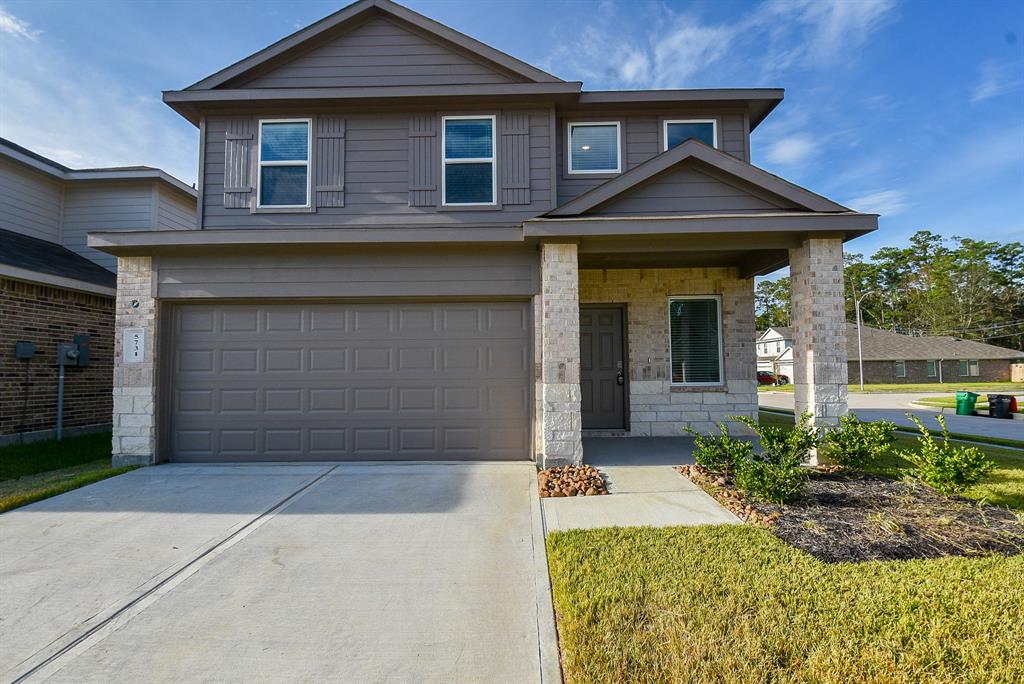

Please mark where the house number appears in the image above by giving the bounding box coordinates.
[123,328,145,363]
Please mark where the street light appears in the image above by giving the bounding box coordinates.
[852,288,874,391]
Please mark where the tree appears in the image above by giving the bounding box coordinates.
[755,277,790,330]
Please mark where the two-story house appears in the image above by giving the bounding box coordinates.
[89,0,877,467]
[756,326,794,377]
[0,138,196,444]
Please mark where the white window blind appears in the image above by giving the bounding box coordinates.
[669,297,723,385]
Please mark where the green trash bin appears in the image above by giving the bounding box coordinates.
[955,391,979,416]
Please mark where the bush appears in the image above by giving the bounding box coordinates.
[736,412,819,465]
[684,422,753,474]
[821,413,895,469]
[899,414,996,495]
[730,413,817,504]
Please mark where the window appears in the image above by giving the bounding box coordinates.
[664,119,717,150]
[775,340,782,353]
[258,119,311,208]
[894,360,906,378]
[669,296,723,385]
[568,122,620,174]
[927,360,938,378]
[959,359,980,377]
[442,116,496,206]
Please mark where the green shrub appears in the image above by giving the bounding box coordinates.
[736,412,819,465]
[821,413,895,469]
[684,422,753,474]
[899,414,996,495]
[733,454,807,504]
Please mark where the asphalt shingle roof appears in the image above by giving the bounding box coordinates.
[847,323,1023,361]
[0,228,116,289]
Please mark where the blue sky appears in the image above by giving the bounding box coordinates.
[2,0,1022,259]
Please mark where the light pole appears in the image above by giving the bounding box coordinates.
[852,288,873,392]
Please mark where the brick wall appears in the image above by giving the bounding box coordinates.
[850,359,1012,384]
[579,267,757,436]
[0,277,114,437]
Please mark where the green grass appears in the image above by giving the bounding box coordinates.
[547,525,1024,684]
[760,381,1024,394]
[0,432,135,513]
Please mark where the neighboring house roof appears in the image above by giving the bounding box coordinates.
[0,228,117,292]
[0,137,196,199]
[758,326,793,341]
[849,324,1024,361]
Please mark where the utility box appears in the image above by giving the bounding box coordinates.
[15,341,35,360]
[57,342,81,367]
[73,334,91,367]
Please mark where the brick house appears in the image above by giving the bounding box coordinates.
[0,138,196,445]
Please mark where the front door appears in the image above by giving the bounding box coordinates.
[580,306,626,429]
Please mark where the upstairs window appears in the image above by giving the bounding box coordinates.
[664,119,717,150]
[669,296,723,385]
[442,116,496,205]
[258,119,311,208]
[568,122,620,174]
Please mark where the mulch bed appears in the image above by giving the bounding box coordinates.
[538,464,609,498]
[678,464,1024,563]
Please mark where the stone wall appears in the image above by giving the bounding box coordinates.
[111,256,158,466]
[578,267,757,436]
[0,278,114,440]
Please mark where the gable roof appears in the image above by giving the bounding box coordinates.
[548,139,851,217]
[758,327,794,342]
[848,324,1024,361]
[186,0,562,91]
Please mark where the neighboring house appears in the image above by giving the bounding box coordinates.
[756,326,793,375]
[0,138,196,444]
[847,324,1024,384]
[90,0,877,467]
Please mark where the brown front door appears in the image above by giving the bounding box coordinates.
[580,306,626,429]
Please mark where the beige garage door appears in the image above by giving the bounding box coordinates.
[168,302,531,462]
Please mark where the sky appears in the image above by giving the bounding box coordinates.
[1,0,1022,261]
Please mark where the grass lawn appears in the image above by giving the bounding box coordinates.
[547,525,1024,684]
[0,431,136,513]
[760,381,1024,394]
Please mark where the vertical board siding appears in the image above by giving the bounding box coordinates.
[0,158,63,243]
[223,117,254,209]
[238,17,517,88]
[407,114,437,207]
[156,187,198,230]
[500,111,530,205]
[315,115,346,208]
[61,182,155,271]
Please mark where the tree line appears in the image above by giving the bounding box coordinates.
[755,231,1024,351]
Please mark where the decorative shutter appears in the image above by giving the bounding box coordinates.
[408,114,438,207]
[223,117,254,209]
[499,111,531,205]
[315,115,345,208]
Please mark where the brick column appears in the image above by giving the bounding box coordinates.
[789,238,848,462]
[112,256,158,467]
[536,243,583,467]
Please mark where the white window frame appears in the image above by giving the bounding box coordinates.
[926,360,938,378]
[441,114,497,207]
[663,118,718,150]
[256,118,312,209]
[959,359,980,377]
[668,295,725,387]
[894,360,906,378]
[567,121,621,175]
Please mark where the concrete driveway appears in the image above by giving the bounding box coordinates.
[0,463,558,683]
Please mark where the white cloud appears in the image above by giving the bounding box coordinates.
[618,49,650,84]
[0,6,39,40]
[765,135,819,165]
[844,189,908,216]
[971,59,1024,102]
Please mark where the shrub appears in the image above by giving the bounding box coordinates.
[730,413,817,504]
[821,413,895,469]
[735,412,819,465]
[899,414,996,496]
[684,422,753,474]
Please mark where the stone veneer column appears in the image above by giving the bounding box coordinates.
[537,243,583,467]
[789,238,848,461]
[111,256,158,467]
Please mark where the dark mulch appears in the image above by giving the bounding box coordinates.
[678,465,1024,563]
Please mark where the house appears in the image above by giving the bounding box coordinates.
[756,326,793,375]
[847,324,1024,384]
[0,138,196,444]
[88,0,877,467]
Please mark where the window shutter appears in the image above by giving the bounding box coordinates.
[315,115,345,208]
[223,117,254,209]
[499,111,531,205]
[408,114,437,207]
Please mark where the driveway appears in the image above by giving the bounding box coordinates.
[0,463,558,683]
[759,392,1023,441]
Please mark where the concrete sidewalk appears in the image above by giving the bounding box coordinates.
[1,463,559,683]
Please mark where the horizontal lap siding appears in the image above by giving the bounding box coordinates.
[239,16,516,88]
[203,109,552,227]
[153,246,539,299]
[156,187,197,230]
[62,182,154,271]
[0,158,63,243]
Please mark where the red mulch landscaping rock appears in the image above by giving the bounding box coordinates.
[538,464,609,498]
[677,464,1024,563]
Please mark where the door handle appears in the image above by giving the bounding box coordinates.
[616,370,624,386]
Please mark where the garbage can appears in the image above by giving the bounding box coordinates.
[987,394,1012,419]
[955,391,979,416]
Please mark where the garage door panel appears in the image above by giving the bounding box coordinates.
[169,302,531,461]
